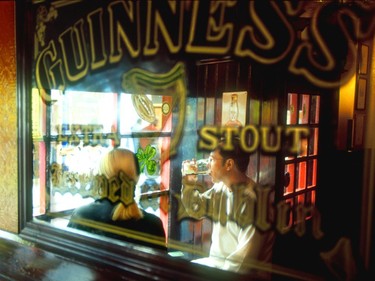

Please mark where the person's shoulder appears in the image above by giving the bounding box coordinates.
[141,210,163,224]
[71,199,113,219]
[138,210,166,236]
[213,182,225,192]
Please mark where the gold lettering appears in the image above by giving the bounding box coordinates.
[186,1,234,54]
[93,174,108,198]
[240,125,258,152]
[56,125,69,143]
[59,19,89,82]
[220,127,239,150]
[108,0,140,62]
[312,207,324,239]
[235,1,294,64]
[181,179,207,219]
[70,124,81,145]
[295,204,314,237]
[261,126,282,153]
[87,8,107,70]
[34,1,370,91]
[198,126,219,151]
[198,125,309,154]
[144,1,183,56]
[108,176,120,203]
[81,125,92,145]
[119,171,135,206]
[92,132,104,145]
[107,132,121,147]
[276,201,292,234]
[35,41,65,92]
[211,190,224,224]
[235,196,255,228]
[255,185,273,231]
[285,127,309,154]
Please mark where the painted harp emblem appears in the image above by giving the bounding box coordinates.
[122,62,187,157]
[131,94,156,123]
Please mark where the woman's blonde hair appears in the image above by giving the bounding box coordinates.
[99,148,143,221]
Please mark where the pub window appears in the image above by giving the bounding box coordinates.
[18,0,374,280]
[283,93,320,224]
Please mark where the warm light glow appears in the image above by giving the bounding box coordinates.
[337,75,356,149]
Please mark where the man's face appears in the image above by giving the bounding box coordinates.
[208,150,226,183]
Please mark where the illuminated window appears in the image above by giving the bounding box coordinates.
[283,93,320,223]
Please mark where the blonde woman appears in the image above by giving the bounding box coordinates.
[68,148,166,251]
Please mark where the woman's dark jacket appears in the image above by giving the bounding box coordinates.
[68,198,166,251]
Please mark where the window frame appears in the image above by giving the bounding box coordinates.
[282,92,320,225]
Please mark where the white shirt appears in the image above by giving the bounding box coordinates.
[186,182,274,276]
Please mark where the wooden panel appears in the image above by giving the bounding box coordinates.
[0,1,18,233]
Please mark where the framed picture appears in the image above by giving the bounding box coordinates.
[221,91,247,127]
[356,78,367,110]
[359,44,369,75]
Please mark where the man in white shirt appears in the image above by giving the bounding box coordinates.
[181,138,275,278]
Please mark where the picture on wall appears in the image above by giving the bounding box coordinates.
[221,91,247,127]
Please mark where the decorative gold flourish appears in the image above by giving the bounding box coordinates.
[35,5,58,47]
[50,165,136,206]
[50,162,96,198]
[320,237,357,280]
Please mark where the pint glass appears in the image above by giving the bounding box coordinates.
[181,158,210,176]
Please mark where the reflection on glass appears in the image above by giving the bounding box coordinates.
[296,161,306,190]
[284,164,295,195]
[285,198,294,227]
[298,94,310,124]
[50,90,117,136]
[120,94,168,134]
[298,137,308,157]
[306,190,316,206]
[49,141,110,212]
[307,159,317,188]
[297,194,305,205]
[287,93,298,125]
[308,128,319,156]
[310,95,320,124]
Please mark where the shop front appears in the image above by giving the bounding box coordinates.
[1,1,375,280]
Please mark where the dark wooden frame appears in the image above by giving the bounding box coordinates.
[16,1,357,280]
[359,44,369,75]
[356,77,367,110]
